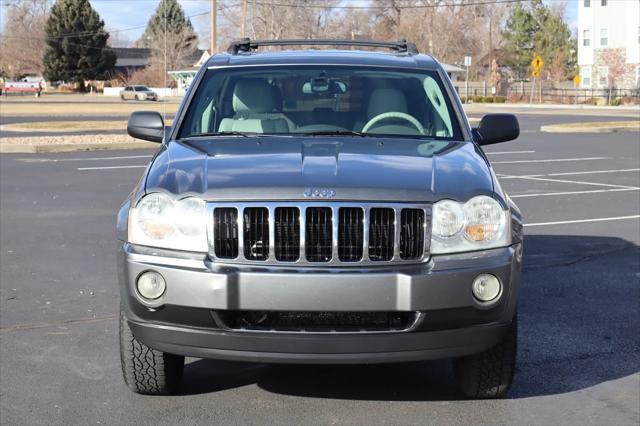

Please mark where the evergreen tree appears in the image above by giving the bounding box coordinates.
[533,9,576,82]
[502,1,538,79]
[140,0,198,71]
[43,0,116,87]
[502,0,574,81]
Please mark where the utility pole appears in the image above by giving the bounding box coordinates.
[210,0,217,53]
[241,0,247,38]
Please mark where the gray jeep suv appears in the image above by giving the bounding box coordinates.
[118,39,522,398]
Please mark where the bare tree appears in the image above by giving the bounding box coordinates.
[201,0,568,85]
[0,0,51,78]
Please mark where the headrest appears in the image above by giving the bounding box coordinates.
[367,88,408,118]
[233,79,276,113]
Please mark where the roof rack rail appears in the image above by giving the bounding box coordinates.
[226,38,419,55]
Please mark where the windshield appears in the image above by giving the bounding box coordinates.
[178,65,461,140]
[135,86,150,91]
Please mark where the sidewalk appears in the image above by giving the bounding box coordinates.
[463,102,640,117]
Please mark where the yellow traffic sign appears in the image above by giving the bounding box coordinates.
[531,68,541,78]
[531,55,544,70]
[573,75,581,86]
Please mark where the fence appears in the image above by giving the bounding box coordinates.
[452,80,640,103]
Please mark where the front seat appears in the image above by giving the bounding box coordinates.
[218,79,292,133]
[356,88,409,131]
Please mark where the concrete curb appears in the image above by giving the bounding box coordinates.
[540,123,640,133]
[0,141,157,154]
[0,123,125,134]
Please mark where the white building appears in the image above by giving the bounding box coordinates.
[577,0,639,89]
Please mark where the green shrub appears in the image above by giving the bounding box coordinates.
[471,95,484,103]
[580,97,599,105]
[494,96,507,103]
[483,97,494,103]
[610,98,623,106]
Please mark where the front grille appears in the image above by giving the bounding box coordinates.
[214,310,418,332]
[213,208,238,258]
[274,207,300,261]
[209,203,430,265]
[369,208,395,261]
[305,207,332,262]
[338,207,364,262]
[400,209,425,259]
[243,207,269,260]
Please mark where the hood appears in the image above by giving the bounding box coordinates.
[145,137,494,202]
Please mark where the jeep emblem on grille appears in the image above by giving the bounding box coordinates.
[304,188,336,198]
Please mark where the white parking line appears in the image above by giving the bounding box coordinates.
[547,168,640,177]
[492,157,613,164]
[510,188,639,198]
[77,165,147,171]
[497,175,543,179]
[498,174,638,189]
[525,215,640,227]
[19,155,152,163]
[484,150,536,155]
[497,168,640,180]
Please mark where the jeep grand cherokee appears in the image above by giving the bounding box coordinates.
[118,39,522,398]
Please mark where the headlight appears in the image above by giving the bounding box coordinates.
[128,193,208,252]
[431,195,510,254]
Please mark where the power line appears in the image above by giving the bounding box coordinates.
[0,34,118,51]
[2,0,513,42]
[1,8,213,41]
[246,0,521,9]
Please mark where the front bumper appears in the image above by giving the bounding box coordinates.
[118,243,522,363]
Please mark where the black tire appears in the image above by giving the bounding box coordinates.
[452,314,517,399]
[119,312,184,395]
[135,94,141,101]
[121,94,126,101]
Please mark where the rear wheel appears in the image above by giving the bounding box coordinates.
[119,312,184,395]
[452,313,517,399]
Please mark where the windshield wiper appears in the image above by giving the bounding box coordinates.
[299,130,370,137]
[183,131,255,138]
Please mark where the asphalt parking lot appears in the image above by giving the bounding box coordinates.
[1,112,639,425]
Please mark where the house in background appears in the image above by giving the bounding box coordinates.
[110,48,208,84]
[111,48,153,76]
[577,0,639,90]
[168,50,211,92]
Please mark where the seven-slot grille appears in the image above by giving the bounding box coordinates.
[210,204,430,264]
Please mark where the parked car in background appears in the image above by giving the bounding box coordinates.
[1,79,44,97]
[119,39,522,399]
[120,85,158,101]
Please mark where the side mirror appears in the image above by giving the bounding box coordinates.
[127,111,165,143]
[472,113,519,146]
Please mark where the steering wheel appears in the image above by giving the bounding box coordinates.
[362,112,425,134]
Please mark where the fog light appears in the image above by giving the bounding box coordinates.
[136,271,166,300]
[472,274,501,302]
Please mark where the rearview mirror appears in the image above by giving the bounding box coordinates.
[302,78,347,96]
[127,111,165,143]
[472,114,519,146]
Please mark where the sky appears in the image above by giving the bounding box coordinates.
[91,0,214,46]
[89,0,579,48]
